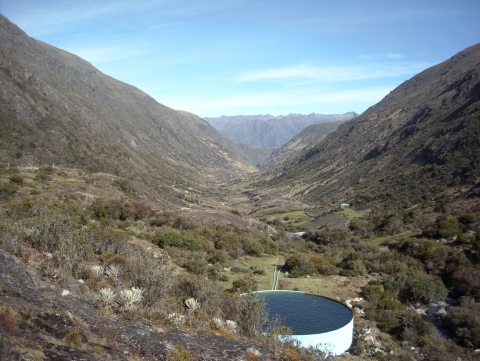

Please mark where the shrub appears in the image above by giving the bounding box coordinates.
[65,329,83,347]
[212,317,237,333]
[310,255,337,275]
[444,303,480,348]
[450,266,480,299]
[184,259,208,274]
[340,252,367,276]
[377,298,402,311]
[424,216,463,239]
[166,345,192,361]
[0,182,17,196]
[34,172,52,182]
[119,287,144,311]
[173,216,196,230]
[231,277,258,293]
[250,265,266,275]
[363,281,385,302]
[185,298,200,313]
[284,254,316,277]
[0,302,19,331]
[231,265,251,273]
[150,216,169,227]
[437,218,462,239]
[113,178,134,193]
[100,253,127,266]
[96,288,116,307]
[302,228,350,246]
[157,232,197,250]
[459,213,476,226]
[373,309,434,342]
[405,273,448,304]
[90,199,152,220]
[167,313,186,327]
[38,165,54,174]
[236,293,268,338]
[8,174,23,184]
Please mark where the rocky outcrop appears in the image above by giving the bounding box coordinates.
[0,249,273,360]
[0,249,40,299]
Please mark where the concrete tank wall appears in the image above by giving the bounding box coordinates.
[290,316,353,355]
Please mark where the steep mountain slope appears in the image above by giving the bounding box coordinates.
[257,119,349,169]
[234,143,275,168]
[0,15,253,190]
[258,44,480,206]
[205,112,357,148]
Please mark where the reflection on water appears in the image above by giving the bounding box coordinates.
[258,291,352,335]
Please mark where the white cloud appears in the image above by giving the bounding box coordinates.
[67,45,149,64]
[359,53,404,60]
[233,62,427,84]
[158,86,393,115]
[387,53,403,59]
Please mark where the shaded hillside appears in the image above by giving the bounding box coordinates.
[234,143,275,168]
[257,44,480,207]
[205,112,357,148]
[258,119,349,169]
[0,15,253,192]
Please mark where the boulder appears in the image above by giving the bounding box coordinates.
[0,249,40,299]
[117,325,272,360]
[416,309,427,316]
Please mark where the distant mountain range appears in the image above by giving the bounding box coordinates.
[258,43,480,206]
[205,112,357,148]
[0,14,254,194]
[257,119,348,169]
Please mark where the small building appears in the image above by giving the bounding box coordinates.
[341,203,350,208]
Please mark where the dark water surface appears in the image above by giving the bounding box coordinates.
[258,291,353,335]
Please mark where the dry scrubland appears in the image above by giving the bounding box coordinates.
[1,164,480,361]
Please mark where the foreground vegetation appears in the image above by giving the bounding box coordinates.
[1,164,480,360]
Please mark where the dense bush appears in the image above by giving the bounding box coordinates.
[367,308,435,343]
[302,228,350,246]
[34,172,52,182]
[8,174,23,184]
[309,255,337,275]
[424,216,463,239]
[404,273,448,304]
[283,254,316,277]
[339,252,367,276]
[449,266,480,300]
[445,303,480,348]
[0,182,17,196]
[90,199,153,221]
[231,277,258,293]
[156,231,196,250]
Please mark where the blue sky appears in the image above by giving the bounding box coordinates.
[1,0,479,117]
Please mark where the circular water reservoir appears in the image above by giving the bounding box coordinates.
[256,290,353,355]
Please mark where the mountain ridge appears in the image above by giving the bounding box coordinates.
[0,14,254,193]
[205,112,357,148]
[257,43,480,206]
[257,119,349,169]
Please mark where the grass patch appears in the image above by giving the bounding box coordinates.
[337,208,364,220]
[265,210,312,227]
[368,236,388,245]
